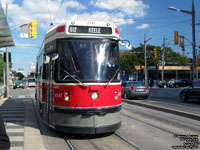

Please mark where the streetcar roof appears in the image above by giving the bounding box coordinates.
[44,20,119,43]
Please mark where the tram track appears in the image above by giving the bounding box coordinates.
[33,97,143,150]
[123,101,200,128]
[63,132,143,150]
[114,133,144,150]
[123,99,200,121]
[121,112,175,135]
[64,138,76,150]
[122,104,200,135]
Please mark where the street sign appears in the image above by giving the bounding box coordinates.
[148,66,157,70]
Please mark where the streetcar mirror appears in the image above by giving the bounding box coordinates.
[119,40,132,50]
[52,53,59,61]
[126,43,132,50]
[119,41,125,46]
[44,56,50,64]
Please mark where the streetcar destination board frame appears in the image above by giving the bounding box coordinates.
[68,26,112,34]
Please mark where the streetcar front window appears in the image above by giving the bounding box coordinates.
[56,38,119,82]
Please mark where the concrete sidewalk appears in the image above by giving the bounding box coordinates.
[0,98,45,150]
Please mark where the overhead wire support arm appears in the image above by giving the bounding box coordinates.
[181,36,194,46]
[11,23,29,31]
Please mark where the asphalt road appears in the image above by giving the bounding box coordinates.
[8,87,200,150]
[149,88,200,115]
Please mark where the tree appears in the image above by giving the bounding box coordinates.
[0,55,5,84]
[120,51,138,74]
[14,72,24,80]
[120,44,189,74]
[164,47,189,66]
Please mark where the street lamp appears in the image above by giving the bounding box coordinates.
[144,33,152,87]
[168,0,196,81]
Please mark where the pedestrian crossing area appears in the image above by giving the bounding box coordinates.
[10,95,32,99]
[0,98,25,150]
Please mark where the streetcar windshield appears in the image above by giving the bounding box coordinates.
[56,38,120,82]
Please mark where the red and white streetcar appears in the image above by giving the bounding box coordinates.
[35,20,122,134]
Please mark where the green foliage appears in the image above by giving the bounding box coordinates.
[15,72,25,80]
[120,51,138,74]
[0,56,5,84]
[120,44,189,74]
[164,47,189,66]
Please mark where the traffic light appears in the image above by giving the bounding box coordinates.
[174,31,178,45]
[154,47,158,59]
[29,20,37,38]
[179,36,185,53]
[180,36,184,48]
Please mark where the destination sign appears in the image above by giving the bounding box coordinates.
[68,26,112,34]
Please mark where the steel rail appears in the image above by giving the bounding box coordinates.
[114,133,144,150]
[64,138,76,150]
[123,99,200,121]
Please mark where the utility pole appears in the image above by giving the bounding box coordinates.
[192,0,196,81]
[168,0,196,81]
[144,33,152,87]
[161,36,166,82]
[197,48,199,80]
[4,4,9,98]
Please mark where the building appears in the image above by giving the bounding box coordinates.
[28,63,36,79]
[17,68,24,75]
[28,63,35,75]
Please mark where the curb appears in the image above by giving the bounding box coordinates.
[0,97,8,105]
[123,99,200,121]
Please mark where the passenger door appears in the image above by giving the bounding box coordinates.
[48,55,55,125]
[43,55,53,124]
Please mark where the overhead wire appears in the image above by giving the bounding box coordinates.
[52,0,65,24]
[45,0,53,26]
[125,19,191,35]
[104,0,131,21]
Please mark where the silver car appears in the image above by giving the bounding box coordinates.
[122,81,150,99]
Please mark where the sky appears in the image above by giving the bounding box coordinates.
[1,0,200,75]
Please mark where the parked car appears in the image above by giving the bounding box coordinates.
[180,80,200,102]
[167,79,192,88]
[28,79,36,87]
[13,80,24,89]
[167,79,179,88]
[158,80,167,88]
[122,81,150,99]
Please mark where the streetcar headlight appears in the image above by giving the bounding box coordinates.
[91,92,98,100]
[114,91,119,100]
[64,92,70,101]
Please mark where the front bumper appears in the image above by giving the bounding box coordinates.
[52,105,122,134]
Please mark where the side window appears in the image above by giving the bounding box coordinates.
[42,64,47,79]
[36,63,38,77]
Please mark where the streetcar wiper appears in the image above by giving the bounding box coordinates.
[104,69,119,88]
[63,70,88,88]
